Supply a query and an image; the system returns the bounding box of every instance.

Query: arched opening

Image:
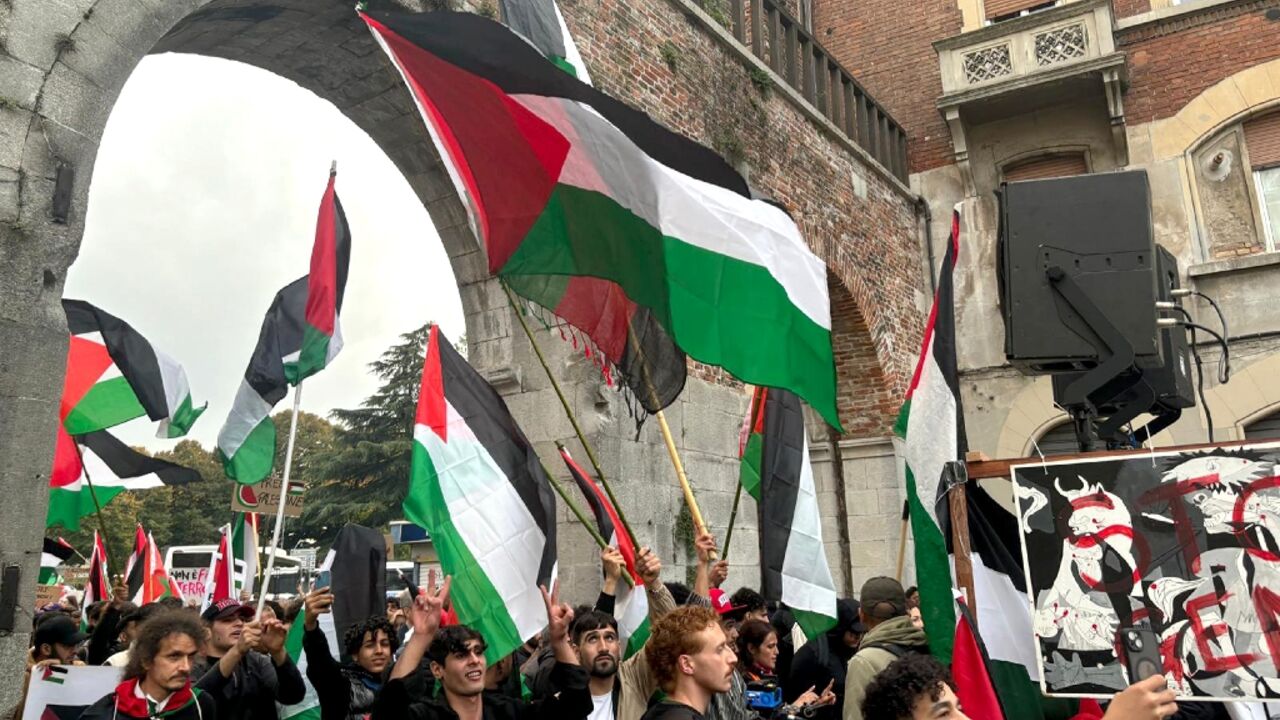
[827,269,897,438]
[1244,408,1280,443]
[1029,419,1081,457]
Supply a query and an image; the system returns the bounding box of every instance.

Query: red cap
[709,588,745,616]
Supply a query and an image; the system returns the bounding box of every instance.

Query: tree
[298,324,432,549]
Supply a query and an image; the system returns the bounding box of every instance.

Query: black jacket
[77,683,216,720]
[371,660,592,720]
[640,700,705,720]
[787,634,853,720]
[302,626,383,720]
[194,650,306,720]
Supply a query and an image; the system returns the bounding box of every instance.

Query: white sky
[65,53,465,452]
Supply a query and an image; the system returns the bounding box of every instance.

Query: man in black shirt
[641,606,738,720]
[193,598,306,720]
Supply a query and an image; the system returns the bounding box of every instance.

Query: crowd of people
[14,533,1185,720]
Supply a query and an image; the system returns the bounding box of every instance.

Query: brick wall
[810,0,963,174]
[1119,2,1280,124]
[829,272,898,437]
[1112,0,1151,19]
[559,0,925,403]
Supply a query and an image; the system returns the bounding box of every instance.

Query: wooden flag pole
[69,439,116,581]
[946,461,976,615]
[502,282,642,550]
[722,483,744,561]
[257,381,303,616]
[536,458,634,589]
[895,500,910,582]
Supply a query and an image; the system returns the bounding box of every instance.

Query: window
[986,0,1056,22]
[1031,420,1083,457]
[1244,410,1280,443]
[1246,112,1280,251]
[1002,152,1088,182]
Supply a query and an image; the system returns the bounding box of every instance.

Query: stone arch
[1150,58,1280,162]
[1200,352,1280,442]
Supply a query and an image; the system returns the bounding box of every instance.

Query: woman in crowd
[734,619,836,717]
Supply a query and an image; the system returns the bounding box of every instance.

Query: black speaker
[998,171,1162,373]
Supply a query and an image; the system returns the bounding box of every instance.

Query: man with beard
[571,611,622,719]
[194,598,305,720]
[300,586,398,720]
[372,576,592,720]
[79,611,217,720]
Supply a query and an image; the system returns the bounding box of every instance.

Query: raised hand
[694,532,718,564]
[259,618,288,660]
[710,559,729,588]
[636,546,662,589]
[410,572,452,638]
[541,581,574,644]
[237,621,264,655]
[1103,675,1178,720]
[601,546,625,582]
[302,587,334,630]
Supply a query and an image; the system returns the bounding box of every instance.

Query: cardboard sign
[22,665,121,720]
[231,477,304,517]
[170,567,209,601]
[1012,441,1280,700]
[34,585,62,608]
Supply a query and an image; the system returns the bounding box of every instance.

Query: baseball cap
[709,588,747,617]
[34,614,89,648]
[860,577,907,620]
[201,598,256,623]
[836,598,868,634]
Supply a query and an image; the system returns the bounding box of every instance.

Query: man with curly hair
[641,605,738,720]
[79,610,217,720]
[299,586,398,720]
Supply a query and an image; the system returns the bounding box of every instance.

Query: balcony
[933,0,1128,192]
[719,0,910,182]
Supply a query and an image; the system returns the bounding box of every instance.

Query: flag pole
[257,381,303,616]
[536,457,634,589]
[722,483,744,561]
[895,500,910,581]
[722,386,761,562]
[501,281,641,548]
[69,439,115,579]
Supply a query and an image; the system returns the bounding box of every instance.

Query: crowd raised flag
[232,512,260,596]
[39,538,75,585]
[361,10,839,428]
[217,168,351,484]
[405,324,557,662]
[81,532,110,631]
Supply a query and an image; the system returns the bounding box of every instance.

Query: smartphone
[315,570,332,590]
[1120,627,1163,683]
[398,569,420,599]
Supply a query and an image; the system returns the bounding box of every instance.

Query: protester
[734,618,834,717]
[260,600,286,625]
[87,600,137,665]
[843,578,927,720]
[641,605,737,720]
[193,598,305,720]
[105,603,170,667]
[789,599,865,720]
[689,533,750,720]
[904,587,920,611]
[728,589,768,624]
[372,574,591,720]
[14,614,88,720]
[78,610,217,720]
[299,585,397,720]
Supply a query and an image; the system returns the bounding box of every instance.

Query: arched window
[1031,420,1082,457]
[1244,409,1280,443]
[1245,111,1280,251]
[1002,152,1088,183]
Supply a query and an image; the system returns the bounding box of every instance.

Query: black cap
[34,614,89,648]
[835,598,868,634]
[201,598,255,623]
[860,576,908,620]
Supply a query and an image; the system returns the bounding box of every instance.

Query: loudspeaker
[998,171,1162,373]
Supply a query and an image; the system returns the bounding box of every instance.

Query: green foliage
[749,67,773,93]
[659,41,680,73]
[698,0,733,29]
[475,1,497,19]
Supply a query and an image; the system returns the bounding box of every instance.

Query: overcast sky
[65,53,465,452]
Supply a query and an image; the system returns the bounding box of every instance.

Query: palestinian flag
[132,532,182,604]
[40,537,76,585]
[500,0,590,81]
[124,524,148,599]
[284,168,351,385]
[895,207,965,662]
[202,524,235,610]
[406,324,557,662]
[951,592,1006,720]
[560,445,649,658]
[743,386,837,639]
[61,300,206,438]
[217,277,307,484]
[362,10,841,429]
[277,611,339,720]
[47,427,203,531]
[81,532,110,631]
[232,512,260,596]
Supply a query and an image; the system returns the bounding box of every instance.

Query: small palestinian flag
[284,168,351,385]
[40,537,76,585]
[81,532,110,631]
[406,324,557,663]
[741,386,837,639]
[232,512,260,596]
[362,11,840,428]
[500,0,590,81]
[560,446,649,658]
[203,525,235,610]
[217,278,307,484]
[47,427,203,531]
[133,532,182,604]
[61,300,206,438]
[124,524,148,599]
[896,207,965,662]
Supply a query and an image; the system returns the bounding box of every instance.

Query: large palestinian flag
[895,207,965,663]
[217,278,307,484]
[47,426,202,531]
[40,538,76,585]
[406,324,557,662]
[284,169,351,385]
[61,300,206,438]
[362,10,840,429]
[560,445,649,658]
[740,386,837,639]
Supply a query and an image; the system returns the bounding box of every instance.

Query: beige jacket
[615,582,677,720]
[841,616,928,720]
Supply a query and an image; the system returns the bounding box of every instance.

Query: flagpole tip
[330,160,337,175]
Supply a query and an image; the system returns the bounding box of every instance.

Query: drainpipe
[916,195,936,295]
